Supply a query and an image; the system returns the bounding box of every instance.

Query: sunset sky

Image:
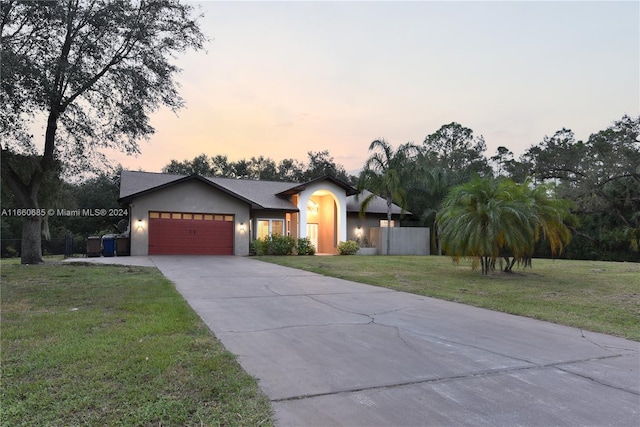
[111,0,639,174]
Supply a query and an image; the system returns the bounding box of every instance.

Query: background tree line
[162,150,356,185]
[404,116,639,263]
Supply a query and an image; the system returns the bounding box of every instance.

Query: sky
[111,0,639,175]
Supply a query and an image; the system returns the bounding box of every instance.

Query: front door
[307,223,318,252]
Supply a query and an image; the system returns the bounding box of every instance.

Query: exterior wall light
[356,226,362,238]
[136,218,144,232]
[239,222,245,233]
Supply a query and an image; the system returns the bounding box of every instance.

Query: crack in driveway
[216,291,639,401]
[271,353,637,403]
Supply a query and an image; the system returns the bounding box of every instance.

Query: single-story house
[118,170,408,256]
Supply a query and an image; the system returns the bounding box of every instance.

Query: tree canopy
[515,115,640,259]
[421,122,493,182]
[162,150,356,184]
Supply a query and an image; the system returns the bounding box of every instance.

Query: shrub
[249,239,258,256]
[255,234,296,255]
[296,237,316,255]
[356,235,373,248]
[338,240,360,255]
[5,245,19,258]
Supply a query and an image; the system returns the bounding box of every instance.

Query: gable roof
[118,170,407,215]
[118,171,298,210]
[276,174,358,197]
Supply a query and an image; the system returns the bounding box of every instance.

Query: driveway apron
[151,255,640,426]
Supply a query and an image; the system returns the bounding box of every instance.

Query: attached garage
[148,211,234,255]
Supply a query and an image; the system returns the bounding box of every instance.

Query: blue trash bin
[102,234,116,257]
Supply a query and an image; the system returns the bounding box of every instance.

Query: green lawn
[1,262,273,427]
[258,255,640,341]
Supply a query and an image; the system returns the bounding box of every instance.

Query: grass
[1,262,273,427]
[257,255,640,341]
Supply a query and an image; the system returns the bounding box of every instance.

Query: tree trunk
[1,154,45,265]
[433,220,442,256]
[503,256,516,273]
[19,179,44,264]
[21,216,44,264]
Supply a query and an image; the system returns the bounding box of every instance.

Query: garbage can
[116,236,130,256]
[86,236,101,257]
[101,234,116,257]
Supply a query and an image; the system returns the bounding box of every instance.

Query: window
[257,220,269,239]
[307,199,319,214]
[257,219,285,239]
[380,220,395,227]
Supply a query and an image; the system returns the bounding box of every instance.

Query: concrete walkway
[73,255,640,425]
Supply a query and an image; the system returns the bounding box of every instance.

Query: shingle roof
[119,170,184,199]
[346,190,406,214]
[118,170,407,214]
[119,171,298,210]
[208,177,298,210]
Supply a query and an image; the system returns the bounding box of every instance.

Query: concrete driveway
[148,256,639,426]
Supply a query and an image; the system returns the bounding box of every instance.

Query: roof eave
[276,174,358,197]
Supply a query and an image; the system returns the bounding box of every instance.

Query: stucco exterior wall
[128,180,251,256]
[317,194,337,253]
[346,213,396,246]
[289,195,299,239]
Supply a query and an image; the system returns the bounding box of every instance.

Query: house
[118,170,408,256]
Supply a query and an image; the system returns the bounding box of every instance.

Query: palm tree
[357,139,419,255]
[409,166,452,255]
[437,177,572,274]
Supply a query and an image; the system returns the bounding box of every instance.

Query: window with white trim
[257,219,285,239]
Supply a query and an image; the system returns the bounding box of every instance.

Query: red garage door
[148,212,234,255]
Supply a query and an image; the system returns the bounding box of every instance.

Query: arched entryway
[305,191,339,254]
[297,181,348,255]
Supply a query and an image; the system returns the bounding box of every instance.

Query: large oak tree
[1,0,205,263]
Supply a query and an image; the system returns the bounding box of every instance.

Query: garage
[148,211,234,255]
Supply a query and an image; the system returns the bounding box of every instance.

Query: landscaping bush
[254,234,296,255]
[296,237,316,255]
[338,240,360,255]
[249,239,258,256]
[356,235,373,248]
